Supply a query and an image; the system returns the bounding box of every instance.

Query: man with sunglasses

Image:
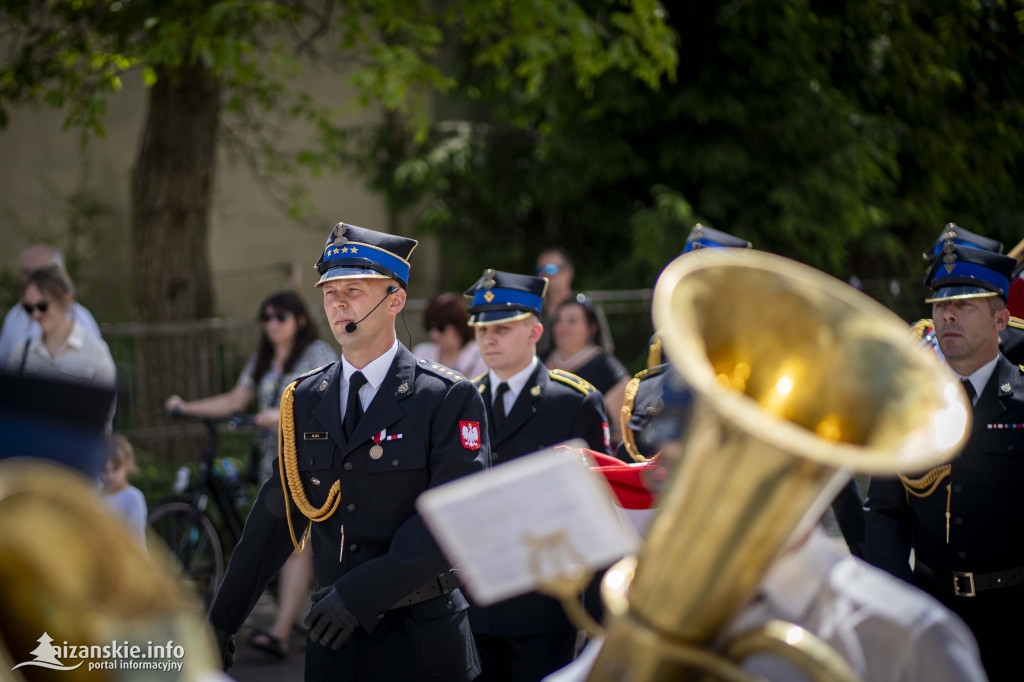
[0,243,102,367]
[535,247,613,358]
[208,222,490,681]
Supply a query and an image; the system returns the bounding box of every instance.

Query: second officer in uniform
[464,268,612,682]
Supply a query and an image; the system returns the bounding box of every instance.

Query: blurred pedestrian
[0,243,102,364]
[412,292,487,378]
[465,267,611,682]
[101,433,148,549]
[535,247,613,357]
[166,290,336,660]
[7,264,115,390]
[545,294,629,446]
[865,240,1023,681]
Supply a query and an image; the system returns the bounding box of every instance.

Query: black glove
[212,626,235,671]
[304,586,360,650]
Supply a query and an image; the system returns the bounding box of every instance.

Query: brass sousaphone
[588,249,971,681]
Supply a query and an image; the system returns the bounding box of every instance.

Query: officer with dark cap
[208,222,490,681]
[915,222,1024,365]
[865,241,1024,681]
[463,268,611,682]
[618,225,868,556]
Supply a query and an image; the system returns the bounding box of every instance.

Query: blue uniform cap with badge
[682,224,753,253]
[314,222,418,288]
[464,269,548,326]
[925,241,1016,303]
[923,222,1003,265]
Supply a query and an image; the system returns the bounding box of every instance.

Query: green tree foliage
[379,0,1024,304]
[0,0,678,318]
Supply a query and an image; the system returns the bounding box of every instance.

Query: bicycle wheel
[148,501,224,607]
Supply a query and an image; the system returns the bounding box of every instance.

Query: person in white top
[7,264,115,389]
[101,433,148,549]
[0,244,102,364]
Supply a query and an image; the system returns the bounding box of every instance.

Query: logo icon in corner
[11,633,83,671]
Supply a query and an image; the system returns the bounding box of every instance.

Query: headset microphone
[345,285,399,333]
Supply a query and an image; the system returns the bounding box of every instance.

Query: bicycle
[147,411,258,607]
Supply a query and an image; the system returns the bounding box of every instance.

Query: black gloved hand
[304,586,360,650]
[212,626,235,671]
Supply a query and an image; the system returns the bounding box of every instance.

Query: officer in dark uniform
[463,268,611,682]
[865,242,1024,681]
[208,222,490,682]
[616,225,868,556]
[917,222,1024,365]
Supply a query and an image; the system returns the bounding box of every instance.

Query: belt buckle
[953,571,976,597]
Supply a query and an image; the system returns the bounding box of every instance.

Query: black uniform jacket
[468,362,611,637]
[209,344,490,680]
[865,354,1024,592]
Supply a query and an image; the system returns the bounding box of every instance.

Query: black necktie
[493,382,510,431]
[961,378,977,405]
[344,372,368,438]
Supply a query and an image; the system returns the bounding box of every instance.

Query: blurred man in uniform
[464,268,611,682]
[865,240,1023,681]
[208,222,490,681]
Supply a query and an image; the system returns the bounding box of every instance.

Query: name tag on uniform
[304,432,329,440]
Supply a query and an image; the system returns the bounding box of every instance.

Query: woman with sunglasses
[7,264,116,388]
[545,294,630,445]
[165,290,335,660]
[412,292,487,378]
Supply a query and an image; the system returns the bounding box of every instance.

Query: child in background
[101,434,148,548]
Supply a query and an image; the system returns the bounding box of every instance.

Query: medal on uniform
[370,428,386,459]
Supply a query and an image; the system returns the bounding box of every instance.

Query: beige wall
[0,68,439,321]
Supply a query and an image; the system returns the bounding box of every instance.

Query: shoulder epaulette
[549,368,596,395]
[1018,364,1024,375]
[647,333,663,369]
[417,359,465,382]
[1008,316,1024,331]
[296,362,333,382]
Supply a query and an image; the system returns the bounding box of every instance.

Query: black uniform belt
[389,571,460,610]
[917,560,1024,597]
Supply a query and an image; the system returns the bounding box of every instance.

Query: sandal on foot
[247,628,288,659]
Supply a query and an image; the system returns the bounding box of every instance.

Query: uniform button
[343,461,354,471]
[347,503,357,513]
[349,543,360,552]
[953,517,963,526]
[376,613,385,620]
[309,459,315,465]
[953,484,963,493]
[446,600,454,610]
[392,459,399,467]
[957,551,967,560]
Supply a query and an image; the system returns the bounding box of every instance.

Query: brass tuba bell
[588,249,970,681]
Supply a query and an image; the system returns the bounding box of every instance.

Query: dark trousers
[473,631,577,682]
[937,591,1024,682]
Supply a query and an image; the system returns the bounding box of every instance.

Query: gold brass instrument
[0,460,218,681]
[588,249,971,681]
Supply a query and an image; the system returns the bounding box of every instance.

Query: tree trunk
[130,64,220,429]
[132,63,219,322]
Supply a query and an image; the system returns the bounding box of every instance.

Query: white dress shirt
[545,530,987,682]
[340,339,400,420]
[488,356,538,417]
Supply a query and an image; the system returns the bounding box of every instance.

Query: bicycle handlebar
[164,409,257,430]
